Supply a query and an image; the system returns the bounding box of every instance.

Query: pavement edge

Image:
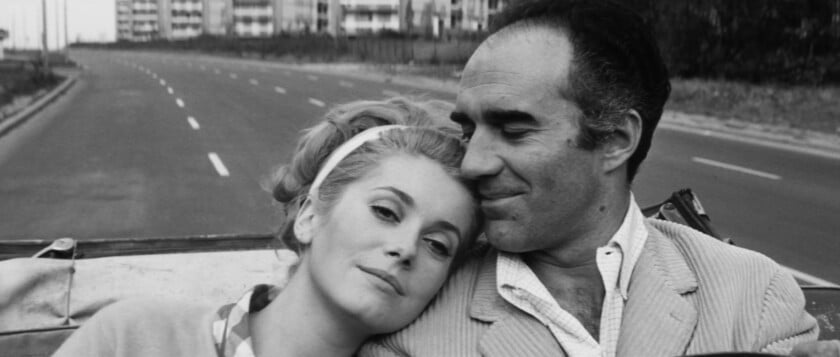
[0,71,79,138]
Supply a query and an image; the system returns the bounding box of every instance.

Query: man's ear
[601,109,642,174]
[293,197,317,245]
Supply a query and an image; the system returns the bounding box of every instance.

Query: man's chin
[484,221,531,253]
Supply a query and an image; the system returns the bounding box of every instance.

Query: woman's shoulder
[54,297,218,357]
[92,297,215,327]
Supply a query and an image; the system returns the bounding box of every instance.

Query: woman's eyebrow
[374,186,415,207]
[432,221,463,242]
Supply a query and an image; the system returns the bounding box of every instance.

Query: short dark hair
[491,0,670,181]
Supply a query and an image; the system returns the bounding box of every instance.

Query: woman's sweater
[52,298,219,357]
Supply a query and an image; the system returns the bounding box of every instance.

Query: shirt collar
[211,284,276,357]
[495,194,648,301]
[608,194,648,300]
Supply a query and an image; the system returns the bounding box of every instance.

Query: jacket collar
[469,249,566,356]
[616,220,699,356]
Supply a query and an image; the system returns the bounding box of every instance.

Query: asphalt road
[1,50,837,285]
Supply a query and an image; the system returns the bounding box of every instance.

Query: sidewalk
[0,67,80,138]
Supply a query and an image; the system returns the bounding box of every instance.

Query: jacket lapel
[617,222,699,357]
[469,250,567,357]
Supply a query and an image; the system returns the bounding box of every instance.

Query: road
[0,50,837,285]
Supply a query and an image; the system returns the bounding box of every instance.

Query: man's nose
[461,130,503,179]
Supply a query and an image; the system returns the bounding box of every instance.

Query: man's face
[452,27,607,253]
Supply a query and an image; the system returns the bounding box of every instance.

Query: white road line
[339,80,354,88]
[784,266,839,287]
[382,90,400,97]
[230,73,238,79]
[176,98,184,108]
[308,98,325,107]
[152,73,158,79]
[249,79,259,85]
[307,75,319,81]
[208,152,230,177]
[274,86,287,94]
[167,87,174,94]
[187,116,200,130]
[159,79,166,86]
[692,157,781,180]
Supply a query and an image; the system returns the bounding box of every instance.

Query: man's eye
[500,127,532,140]
[371,205,400,223]
[424,238,451,257]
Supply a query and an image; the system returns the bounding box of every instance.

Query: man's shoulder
[646,218,784,282]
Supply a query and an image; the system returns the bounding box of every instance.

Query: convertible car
[0,190,837,357]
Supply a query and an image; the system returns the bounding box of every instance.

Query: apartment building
[450,0,503,32]
[116,0,134,41]
[115,0,499,41]
[232,0,275,37]
[169,0,205,38]
[340,0,398,35]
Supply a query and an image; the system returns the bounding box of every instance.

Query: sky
[0,0,115,50]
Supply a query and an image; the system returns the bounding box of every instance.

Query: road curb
[0,72,78,138]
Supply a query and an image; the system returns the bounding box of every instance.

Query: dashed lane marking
[274,86,286,94]
[692,157,781,180]
[339,81,354,88]
[208,152,230,177]
[187,116,200,130]
[167,87,174,94]
[176,98,185,108]
[249,79,259,85]
[382,90,400,97]
[308,98,325,107]
[159,79,166,86]
[307,75,319,81]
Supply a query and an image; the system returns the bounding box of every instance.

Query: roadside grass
[667,79,840,135]
[0,56,67,120]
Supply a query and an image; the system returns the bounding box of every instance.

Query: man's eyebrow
[374,187,415,207]
[483,109,538,125]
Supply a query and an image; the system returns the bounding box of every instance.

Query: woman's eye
[371,205,400,223]
[425,239,451,257]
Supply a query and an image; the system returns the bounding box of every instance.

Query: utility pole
[64,0,69,53]
[42,0,50,72]
[55,0,61,53]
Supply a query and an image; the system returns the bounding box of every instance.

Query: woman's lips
[358,265,405,296]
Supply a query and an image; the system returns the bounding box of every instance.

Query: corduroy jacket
[360,219,818,357]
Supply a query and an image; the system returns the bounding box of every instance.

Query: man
[360,0,819,356]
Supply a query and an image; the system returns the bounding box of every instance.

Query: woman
[52,97,481,357]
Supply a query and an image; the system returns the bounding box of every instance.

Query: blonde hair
[268,97,480,258]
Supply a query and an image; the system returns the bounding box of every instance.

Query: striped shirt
[211,284,277,357]
[497,197,648,357]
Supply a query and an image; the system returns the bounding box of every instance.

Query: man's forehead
[461,27,573,89]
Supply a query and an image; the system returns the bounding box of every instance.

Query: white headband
[308,125,408,199]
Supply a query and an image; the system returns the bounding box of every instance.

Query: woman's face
[297,154,476,334]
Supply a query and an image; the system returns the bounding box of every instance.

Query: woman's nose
[383,231,418,268]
